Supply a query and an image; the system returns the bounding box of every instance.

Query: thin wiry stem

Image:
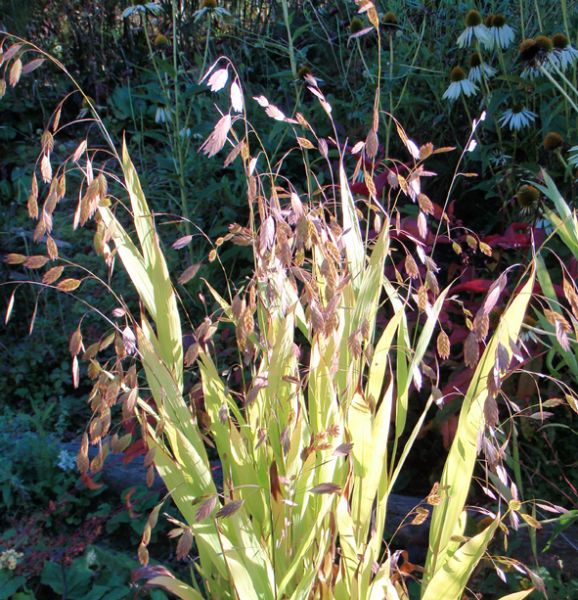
[539,64,578,113]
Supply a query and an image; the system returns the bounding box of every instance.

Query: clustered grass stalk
[202,14,213,77]
[139,4,193,239]
[280,0,300,108]
[5,2,577,597]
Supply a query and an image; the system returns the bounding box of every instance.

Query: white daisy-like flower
[552,32,578,71]
[469,63,497,82]
[485,14,515,50]
[457,10,490,48]
[443,66,478,101]
[57,449,77,471]
[519,36,556,79]
[154,106,171,124]
[468,52,497,82]
[193,1,231,22]
[520,65,542,80]
[498,105,537,130]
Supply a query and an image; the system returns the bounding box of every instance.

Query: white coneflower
[154,106,171,124]
[457,10,490,48]
[552,33,578,71]
[468,52,497,82]
[193,0,231,21]
[519,36,556,79]
[485,14,515,50]
[498,104,537,130]
[443,66,478,101]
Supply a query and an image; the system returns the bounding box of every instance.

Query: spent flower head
[350,17,365,34]
[457,10,490,48]
[498,104,537,131]
[381,11,400,33]
[543,131,563,151]
[442,66,478,101]
[516,184,540,210]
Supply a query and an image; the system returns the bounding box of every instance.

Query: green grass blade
[339,161,364,289]
[422,520,499,600]
[536,255,578,378]
[535,171,578,258]
[424,270,535,591]
[497,590,535,600]
[395,288,449,441]
[148,576,207,600]
[121,140,183,385]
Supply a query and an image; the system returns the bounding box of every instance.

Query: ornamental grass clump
[1,6,550,597]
